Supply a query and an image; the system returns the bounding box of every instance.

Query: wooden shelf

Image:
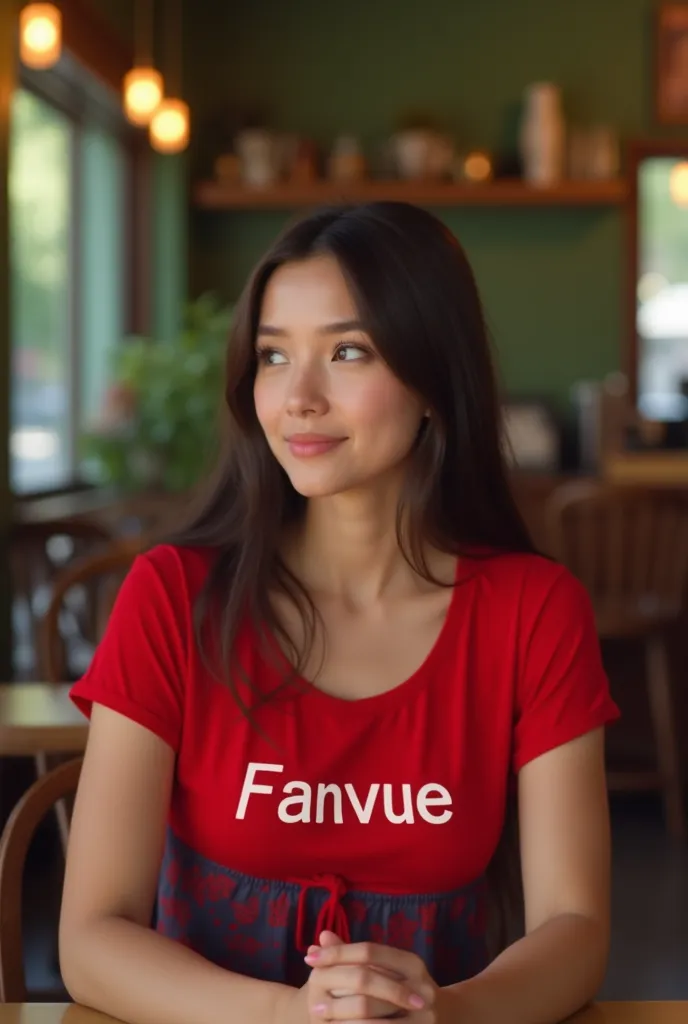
[604,451,688,487]
[192,178,629,210]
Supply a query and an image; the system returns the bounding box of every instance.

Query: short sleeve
[512,566,620,773]
[70,550,188,752]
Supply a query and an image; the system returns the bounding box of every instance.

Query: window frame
[11,16,151,499]
[626,138,688,407]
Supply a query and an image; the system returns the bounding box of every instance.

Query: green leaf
[81,292,233,492]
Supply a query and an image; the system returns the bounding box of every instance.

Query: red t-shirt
[70,544,619,985]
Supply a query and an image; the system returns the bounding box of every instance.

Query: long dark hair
[172,201,534,694]
[170,201,531,952]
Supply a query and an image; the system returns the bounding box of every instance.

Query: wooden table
[569,1005,688,1022]
[0,684,88,756]
[0,1004,686,1024]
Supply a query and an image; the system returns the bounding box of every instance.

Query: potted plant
[83,293,233,493]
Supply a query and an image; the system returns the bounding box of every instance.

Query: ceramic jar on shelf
[519,82,565,186]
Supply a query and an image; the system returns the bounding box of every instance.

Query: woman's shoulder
[464,548,582,607]
[141,542,219,575]
[128,543,220,606]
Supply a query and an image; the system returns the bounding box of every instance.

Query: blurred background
[0,0,687,1006]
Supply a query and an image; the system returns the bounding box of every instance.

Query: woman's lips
[286,435,346,458]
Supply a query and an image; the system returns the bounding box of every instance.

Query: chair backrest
[10,520,114,680]
[545,481,688,617]
[0,757,83,1002]
[40,538,142,684]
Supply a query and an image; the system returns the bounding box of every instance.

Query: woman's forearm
[441,912,609,1024]
[60,916,293,1024]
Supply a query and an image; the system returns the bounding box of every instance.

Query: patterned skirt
[156,827,490,988]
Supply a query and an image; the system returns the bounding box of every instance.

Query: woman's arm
[59,704,292,1024]
[444,727,611,1024]
[309,728,612,1024]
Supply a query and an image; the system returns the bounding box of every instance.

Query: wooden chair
[40,537,142,686]
[7,523,112,853]
[10,520,114,682]
[546,481,688,840]
[0,757,82,1002]
[35,538,140,852]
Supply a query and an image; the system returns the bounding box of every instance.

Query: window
[80,126,127,428]
[9,90,72,493]
[9,84,130,494]
[636,155,688,420]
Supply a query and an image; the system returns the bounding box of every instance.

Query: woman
[60,202,619,1024]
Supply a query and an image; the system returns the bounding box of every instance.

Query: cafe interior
[0,0,687,1018]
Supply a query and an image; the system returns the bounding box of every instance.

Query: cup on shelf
[235,128,281,188]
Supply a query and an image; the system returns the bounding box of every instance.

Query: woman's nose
[285,365,329,417]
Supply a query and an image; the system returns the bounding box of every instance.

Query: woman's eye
[257,348,288,366]
[333,343,368,362]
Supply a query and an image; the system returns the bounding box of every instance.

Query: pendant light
[123,0,163,126]
[149,98,190,153]
[669,162,688,209]
[19,3,62,69]
[149,0,189,154]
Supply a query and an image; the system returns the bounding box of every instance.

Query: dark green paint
[184,0,687,412]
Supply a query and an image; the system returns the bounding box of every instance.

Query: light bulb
[123,66,164,126]
[669,162,688,208]
[149,98,190,154]
[463,151,493,183]
[20,3,62,69]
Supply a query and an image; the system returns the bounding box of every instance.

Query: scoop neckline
[257,554,479,719]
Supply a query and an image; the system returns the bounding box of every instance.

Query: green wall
[152,152,188,341]
[184,0,687,414]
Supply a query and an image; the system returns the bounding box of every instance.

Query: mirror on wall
[629,142,688,421]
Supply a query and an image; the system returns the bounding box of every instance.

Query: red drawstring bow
[292,872,351,952]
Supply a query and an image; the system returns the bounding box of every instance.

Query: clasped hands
[287,929,442,1023]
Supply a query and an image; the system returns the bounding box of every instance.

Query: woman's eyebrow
[256,324,286,338]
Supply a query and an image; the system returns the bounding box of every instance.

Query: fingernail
[304,951,321,964]
[312,1004,327,1016]
[409,995,425,1009]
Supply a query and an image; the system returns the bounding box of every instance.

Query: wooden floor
[23,795,688,1000]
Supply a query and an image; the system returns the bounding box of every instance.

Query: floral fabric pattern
[156,828,489,988]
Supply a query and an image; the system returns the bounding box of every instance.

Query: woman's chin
[285,468,359,500]
[285,463,406,501]
[288,479,347,499]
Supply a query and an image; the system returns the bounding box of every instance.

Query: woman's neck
[282,486,453,608]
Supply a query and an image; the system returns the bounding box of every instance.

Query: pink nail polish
[312,1004,327,1016]
[409,995,425,1009]
[304,951,321,964]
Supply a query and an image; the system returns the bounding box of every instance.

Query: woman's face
[253,255,426,499]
